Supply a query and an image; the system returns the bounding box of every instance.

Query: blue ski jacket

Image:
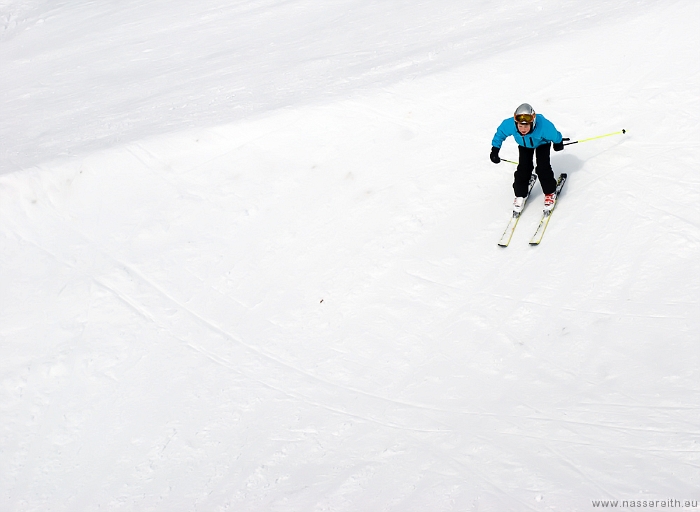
[491,114,563,149]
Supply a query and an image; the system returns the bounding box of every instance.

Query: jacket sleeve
[491,119,511,148]
[542,117,563,144]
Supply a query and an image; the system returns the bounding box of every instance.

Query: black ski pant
[513,143,557,198]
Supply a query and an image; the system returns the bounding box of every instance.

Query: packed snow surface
[1,0,699,510]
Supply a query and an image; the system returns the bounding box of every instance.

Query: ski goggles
[515,113,535,124]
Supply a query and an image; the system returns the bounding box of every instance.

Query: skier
[490,103,565,212]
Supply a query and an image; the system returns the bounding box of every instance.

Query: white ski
[498,173,536,247]
[529,173,567,245]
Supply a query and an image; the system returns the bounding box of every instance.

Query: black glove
[553,138,569,152]
[490,146,501,164]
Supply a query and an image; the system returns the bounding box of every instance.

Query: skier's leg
[514,146,535,197]
[535,143,557,194]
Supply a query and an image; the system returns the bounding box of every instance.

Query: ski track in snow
[8,210,459,432]
[1,0,700,510]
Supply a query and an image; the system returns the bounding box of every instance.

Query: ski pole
[563,129,626,146]
[499,129,626,164]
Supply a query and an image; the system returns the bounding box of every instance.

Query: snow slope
[1,0,699,510]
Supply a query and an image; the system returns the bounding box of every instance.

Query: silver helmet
[514,103,536,127]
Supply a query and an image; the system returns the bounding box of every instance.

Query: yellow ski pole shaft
[499,129,626,164]
[563,129,626,146]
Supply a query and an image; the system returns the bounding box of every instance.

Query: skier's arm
[542,117,563,145]
[491,119,511,148]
